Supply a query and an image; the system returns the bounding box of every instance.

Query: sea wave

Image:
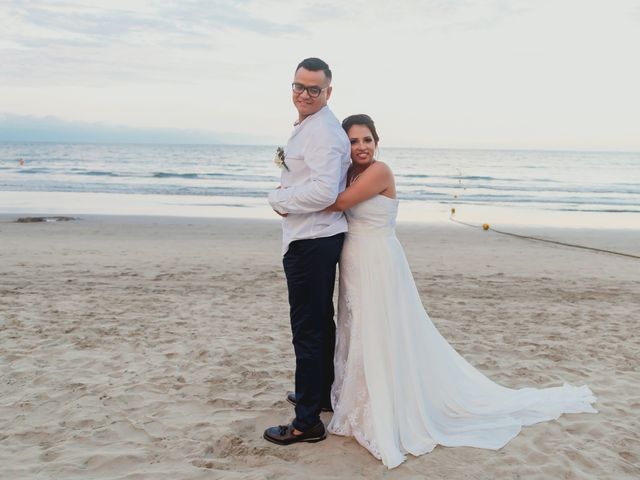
[2,143,639,215]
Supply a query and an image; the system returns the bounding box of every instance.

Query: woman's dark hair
[342,114,380,144]
[296,57,332,82]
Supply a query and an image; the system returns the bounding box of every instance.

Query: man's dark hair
[296,57,332,83]
[342,114,380,144]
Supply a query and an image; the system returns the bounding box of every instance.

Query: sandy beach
[1,214,639,479]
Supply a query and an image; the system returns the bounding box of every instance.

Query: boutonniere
[274,147,289,171]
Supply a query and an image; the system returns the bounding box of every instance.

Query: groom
[264,58,350,445]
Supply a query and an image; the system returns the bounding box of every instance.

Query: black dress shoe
[286,391,333,413]
[263,422,326,445]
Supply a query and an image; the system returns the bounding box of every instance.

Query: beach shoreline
[1,215,639,479]
[2,190,640,230]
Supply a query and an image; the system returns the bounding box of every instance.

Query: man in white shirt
[264,58,350,445]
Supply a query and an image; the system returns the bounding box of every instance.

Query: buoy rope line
[448,216,640,260]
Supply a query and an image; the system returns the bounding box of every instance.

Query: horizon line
[1,140,639,155]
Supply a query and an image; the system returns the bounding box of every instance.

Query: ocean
[1,143,639,226]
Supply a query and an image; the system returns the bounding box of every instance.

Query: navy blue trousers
[283,233,344,432]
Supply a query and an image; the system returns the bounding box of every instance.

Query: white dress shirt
[268,105,351,255]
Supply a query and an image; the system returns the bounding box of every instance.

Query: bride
[323,114,597,469]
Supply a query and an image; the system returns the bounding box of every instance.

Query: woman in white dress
[324,114,597,469]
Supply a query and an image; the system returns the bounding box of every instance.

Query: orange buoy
[482,223,490,230]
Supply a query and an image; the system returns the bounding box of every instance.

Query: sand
[1,214,639,479]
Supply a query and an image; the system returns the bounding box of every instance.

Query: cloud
[0,0,308,85]
[9,4,161,42]
[2,1,638,150]
[286,0,529,31]
[161,0,305,36]
[0,0,525,87]
[3,0,524,53]
[2,0,302,50]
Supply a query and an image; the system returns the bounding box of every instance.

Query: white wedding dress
[326,195,597,469]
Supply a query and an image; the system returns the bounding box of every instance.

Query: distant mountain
[0,113,274,145]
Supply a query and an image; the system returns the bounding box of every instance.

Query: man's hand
[272,185,288,216]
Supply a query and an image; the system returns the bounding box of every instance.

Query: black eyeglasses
[292,83,327,98]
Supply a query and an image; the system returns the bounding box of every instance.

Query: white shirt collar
[293,105,328,127]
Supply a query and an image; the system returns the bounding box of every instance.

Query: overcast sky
[1,0,639,149]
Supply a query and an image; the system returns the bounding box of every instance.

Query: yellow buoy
[482,223,490,230]
[451,207,456,215]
